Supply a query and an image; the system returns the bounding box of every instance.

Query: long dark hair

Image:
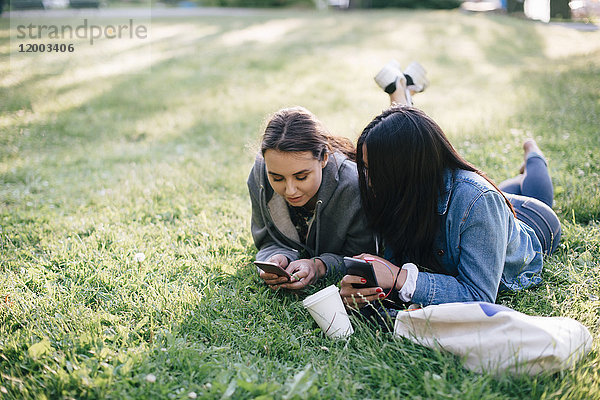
[356,105,514,271]
[261,106,355,161]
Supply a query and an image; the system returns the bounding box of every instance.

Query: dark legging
[499,153,561,255]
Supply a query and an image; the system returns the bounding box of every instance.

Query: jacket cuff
[315,253,346,279]
[411,271,435,306]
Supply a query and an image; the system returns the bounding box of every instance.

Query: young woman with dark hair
[340,73,561,308]
[248,106,376,290]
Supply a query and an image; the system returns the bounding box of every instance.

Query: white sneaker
[374,60,403,94]
[374,60,428,94]
[404,61,429,93]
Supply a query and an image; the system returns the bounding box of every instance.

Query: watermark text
[15,19,148,46]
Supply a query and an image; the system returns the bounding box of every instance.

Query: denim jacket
[404,169,543,306]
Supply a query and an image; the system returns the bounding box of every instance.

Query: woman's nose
[285,180,297,195]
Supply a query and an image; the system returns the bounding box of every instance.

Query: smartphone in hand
[254,260,291,281]
[344,257,379,288]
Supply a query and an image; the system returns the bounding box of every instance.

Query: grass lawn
[1,7,600,399]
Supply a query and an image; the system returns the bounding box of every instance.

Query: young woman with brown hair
[248,106,376,290]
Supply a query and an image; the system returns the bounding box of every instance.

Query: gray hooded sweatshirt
[247,152,376,278]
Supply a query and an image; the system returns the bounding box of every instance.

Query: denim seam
[418,273,435,306]
[454,175,492,191]
[519,200,554,252]
[515,210,547,251]
[460,190,487,225]
[429,273,436,305]
[523,202,557,252]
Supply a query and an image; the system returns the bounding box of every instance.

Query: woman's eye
[296,175,307,181]
[272,177,284,182]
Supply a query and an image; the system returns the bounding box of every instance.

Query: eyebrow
[268,169,311,177]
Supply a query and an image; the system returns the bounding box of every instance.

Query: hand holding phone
[344,257,379,288]
[254,260,291,281]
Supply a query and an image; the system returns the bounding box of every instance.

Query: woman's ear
[321,152,329,168]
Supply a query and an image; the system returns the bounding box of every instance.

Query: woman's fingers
[341,274,365,285]
[340,275,384,308]
[279,267,312,289]
[259,271,277,281]
[268,254,289,269]
[260,271,290,288]
[276,259,320,290]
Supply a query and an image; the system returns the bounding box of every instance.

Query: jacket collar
[315,152,345,209]
[437,168,454,215]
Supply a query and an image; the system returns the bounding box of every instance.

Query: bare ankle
[523,139,543,159]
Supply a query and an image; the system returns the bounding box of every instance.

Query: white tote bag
[394,302,592,375]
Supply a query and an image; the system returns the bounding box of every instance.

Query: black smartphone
[344,257,378,288]
[254,260,291,281]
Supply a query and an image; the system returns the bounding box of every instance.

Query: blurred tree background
[159,0,462,10]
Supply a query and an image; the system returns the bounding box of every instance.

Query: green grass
[1,8,600,399]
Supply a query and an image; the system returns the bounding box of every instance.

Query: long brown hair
[357,105,514,271]
[261,106,355,161]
